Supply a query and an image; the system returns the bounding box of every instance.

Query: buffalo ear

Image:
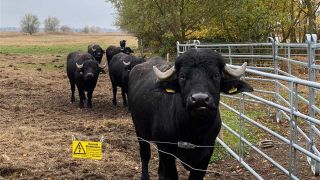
[220,79,253,94]
[154,80,180,94]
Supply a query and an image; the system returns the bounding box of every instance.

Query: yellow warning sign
[72,141,102,160]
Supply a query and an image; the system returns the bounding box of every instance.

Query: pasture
[0,33,317,179]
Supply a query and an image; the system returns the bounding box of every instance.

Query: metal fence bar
[220,101,320,163]
[277,69,297,78]
[216,138,264,180]
[221,54,273,58]
[243,92,320,125]
[245,66,274,71]
[277,82,309,105]
[306,34,319,176]
[196,43,272,47]
[276,93,291,106]
[270,37,282,122]
[228,46,232,64]
[288,46,292,75]
[311,64,320,70]
[254,89,277,94]
[289,82,298,176]
[278,106,315,146]
[238,67,320,89]
[277,43,308,48]
[221,122,299,180]
[244,77,276,82]
[277,56,308,66]
[221,94,265,105]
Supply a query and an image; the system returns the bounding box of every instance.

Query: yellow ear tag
[228,87,238,93]
[165,88,175,93]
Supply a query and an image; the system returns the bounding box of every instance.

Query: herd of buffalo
[66,40,254,179]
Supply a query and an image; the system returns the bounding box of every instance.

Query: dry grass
[0,32,138,47]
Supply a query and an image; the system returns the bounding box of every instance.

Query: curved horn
[224,62,247,78]
[153,65,176,81]
[98,62,107,69]
[76,62,83,69]
[123,61,131,66]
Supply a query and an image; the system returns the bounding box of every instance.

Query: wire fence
[177,34,320,179]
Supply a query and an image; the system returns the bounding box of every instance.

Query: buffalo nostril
[191,96,196,103]
[191,93,209,104]
[86,73,94,79]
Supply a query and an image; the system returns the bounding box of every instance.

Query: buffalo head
[88,44,105,61]
[76,60,106,80]
[153,49,253,114]
[120,40,126,50]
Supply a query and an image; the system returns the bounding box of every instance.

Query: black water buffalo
[108,52,145,106]
[67,52,106,108]
[128,49,253,179]
[88,44,105,63]
[120,40,126,49]
[105,45,134,64]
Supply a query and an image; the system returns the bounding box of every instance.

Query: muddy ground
[0,53,318,179]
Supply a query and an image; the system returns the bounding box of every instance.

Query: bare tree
[60,25,73,32]
[44,16,60,32]
[82,26,90,33]
[89,26,101,33]
[20,14,40,35]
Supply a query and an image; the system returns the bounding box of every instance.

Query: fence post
[250,45,254,65]
[177,41,180,57]
[306,34,320,176]
[239,78,245,161]
[287,46,291,75]
[269,37,281,122]
[289,82,298,178]
[228,46,232,64]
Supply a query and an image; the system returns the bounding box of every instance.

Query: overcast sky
[0,0,117,29]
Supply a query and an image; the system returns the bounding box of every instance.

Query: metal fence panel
[176,34,320,179]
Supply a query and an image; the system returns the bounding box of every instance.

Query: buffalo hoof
[112,99,117,106]
[140,175,150,180]
[79,103,84,109]
[87,103,92,109]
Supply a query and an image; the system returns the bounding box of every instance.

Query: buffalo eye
[212,73,220,79]
[179,73,186,81]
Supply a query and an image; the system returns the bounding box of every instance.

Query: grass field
[0,32,138,55]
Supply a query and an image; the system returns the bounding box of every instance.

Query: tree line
[108,0,320,55]
[20,14,102,35]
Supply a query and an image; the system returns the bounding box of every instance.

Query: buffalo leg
[111,80,117,106]
[87,91,93,108]
[158,152,178,180]
[121,87,127,107]
[77,86,85,108]
[188,150,212,180]
[70,81,75,103]
[139,140,151,180]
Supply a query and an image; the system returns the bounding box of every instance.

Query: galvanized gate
[177,34,320,179]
